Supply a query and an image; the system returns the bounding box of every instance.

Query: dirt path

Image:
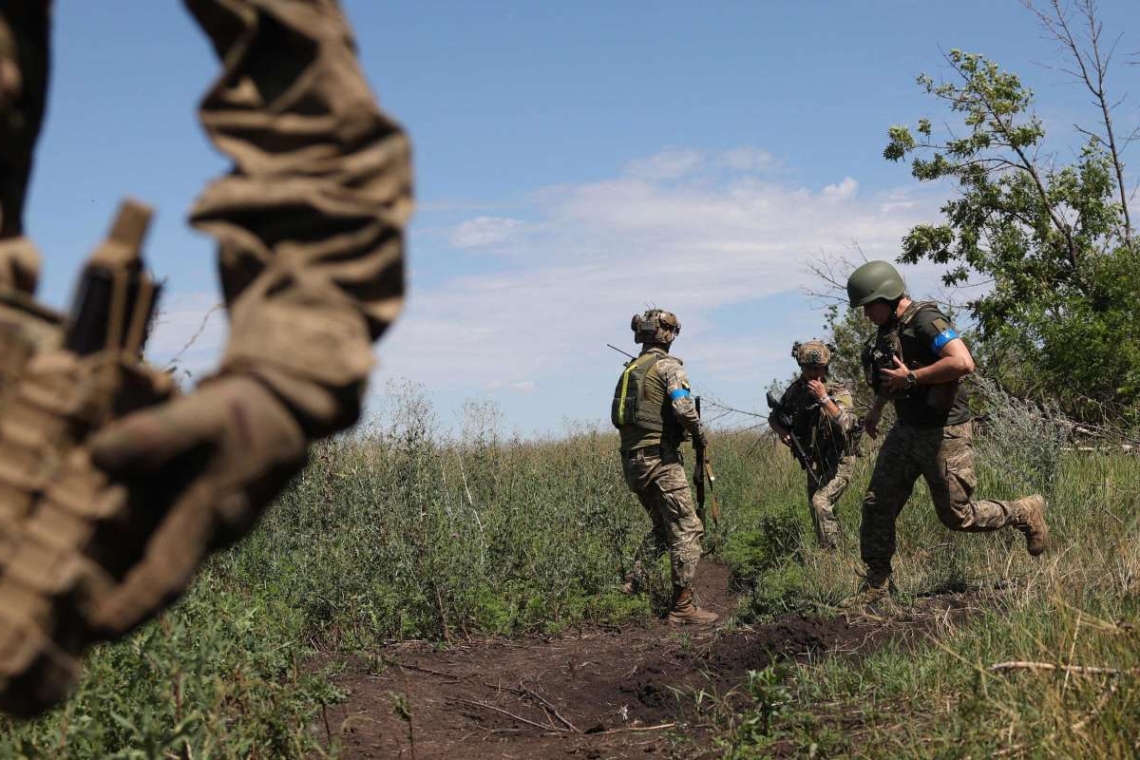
[321,563,983,759]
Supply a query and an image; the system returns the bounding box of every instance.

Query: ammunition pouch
[0,200,173,717]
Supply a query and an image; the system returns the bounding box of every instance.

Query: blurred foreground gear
[0,0,410,717]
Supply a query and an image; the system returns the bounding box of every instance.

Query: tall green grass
[1,380,1135,757]
[721,382,1140,758]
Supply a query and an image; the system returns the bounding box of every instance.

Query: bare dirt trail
[321,563,983,759]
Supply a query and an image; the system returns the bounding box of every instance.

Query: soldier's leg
[860,424,922,580]
[0,1,48,290]
[806,476,824,546]
[810,459,851,550]
[648,457,717,624]
[622,453,668,558]
[648,459,703,589]
[921,422,1014,532]
[921,421,1049,554]
[620,453,667,592]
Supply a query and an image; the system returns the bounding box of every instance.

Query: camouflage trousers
[861,420,1018,576]
[807,455,855,549]
[621,447,704,588]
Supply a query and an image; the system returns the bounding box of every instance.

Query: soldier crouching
[613,309,717,625]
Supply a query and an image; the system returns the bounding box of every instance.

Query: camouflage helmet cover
[792,339,833,367]
[847,260,906,307]
[631,309,681,344]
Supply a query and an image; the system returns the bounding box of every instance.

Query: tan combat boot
[667,585,719,626]
[1013,494,1048,556]
[840,570,894,609]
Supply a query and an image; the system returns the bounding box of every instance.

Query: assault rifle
[606,343,636,363]
[766,390,822,489]
[693,396,720,528]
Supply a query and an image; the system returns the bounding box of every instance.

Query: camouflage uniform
[0,0,409,715]
[772,377,858,549]
[862,420,1017,576]
[618,347,705,589]
[859,301,1045,582]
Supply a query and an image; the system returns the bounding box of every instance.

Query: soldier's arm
[185,0,411,436]
[822,383,857,433]
[888,311,974,387]
[659,357,706,445]
[0,4,48,289]
[918,337,975,383]
[87,0,411,634]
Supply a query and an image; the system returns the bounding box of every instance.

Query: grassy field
[2,381,1138,758]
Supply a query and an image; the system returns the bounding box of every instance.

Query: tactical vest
[611,348,681,451]
[863,301,938,394]
[863,300,968,426]
[784,380,856,464]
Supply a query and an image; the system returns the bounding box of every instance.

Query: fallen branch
[453,698,565,733]
[591,722,677,735]
[518,685,580,733]
[989,661,1138,676]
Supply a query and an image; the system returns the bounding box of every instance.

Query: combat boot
[667,585,718,626]
[840,570,894,609]
[1012,494,1048,556]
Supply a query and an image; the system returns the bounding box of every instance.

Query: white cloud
[449,216,526,248]
[145,147,948,433]
[822,177,858,201]
[719,147,776,173]
[383,148,943,406]
[623,148,704,180]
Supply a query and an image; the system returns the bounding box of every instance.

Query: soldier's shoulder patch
[931,317,952,333]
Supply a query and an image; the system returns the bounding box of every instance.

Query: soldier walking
[612,309,717,625]
[768,341,859,550]
[845,261,1048,603]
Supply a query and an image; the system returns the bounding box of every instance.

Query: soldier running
[845,261,1048,604]
[612,309,717,625]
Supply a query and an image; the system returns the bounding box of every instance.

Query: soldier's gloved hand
[86,374,307,637]
[694,430,710,452]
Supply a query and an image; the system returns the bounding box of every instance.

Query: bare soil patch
[320,563,984,759]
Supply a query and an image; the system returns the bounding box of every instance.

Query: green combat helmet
[632,309,681,345]
[847,260,906,307]
[793,339,832,367]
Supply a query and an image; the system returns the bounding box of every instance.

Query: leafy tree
[883,1,1140,423]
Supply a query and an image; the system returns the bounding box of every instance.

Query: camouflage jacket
[774,377,857,465]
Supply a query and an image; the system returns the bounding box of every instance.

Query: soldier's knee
[934,495,972,530]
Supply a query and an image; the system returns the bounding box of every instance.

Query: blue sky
[29,0,1140,436]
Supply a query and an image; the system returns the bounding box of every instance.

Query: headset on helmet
[631,309,681,345]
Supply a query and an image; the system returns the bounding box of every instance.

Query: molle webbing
[611,350,666,432]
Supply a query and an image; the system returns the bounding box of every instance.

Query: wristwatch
[905,370,918,390]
